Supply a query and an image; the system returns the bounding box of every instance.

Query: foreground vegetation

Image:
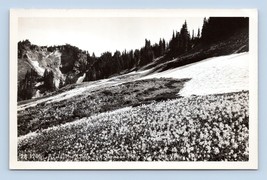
[18,91,249,161]
[17,78,189,136]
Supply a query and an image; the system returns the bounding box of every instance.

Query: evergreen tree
[139,39,154,66]
[197,28,201,39]
[192,30,195,40]
[134,49,141,67]
[159,38,165,56]
[162,39,166,54]
[43,69,55,91]
[201,17,209,43]
[113,50,122,73]
[179,21,190,53]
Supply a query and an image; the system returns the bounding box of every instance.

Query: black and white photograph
[9,9,258,169]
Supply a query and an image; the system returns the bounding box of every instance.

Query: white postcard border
[9,9,258,169]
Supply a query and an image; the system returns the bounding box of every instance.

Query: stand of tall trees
[168,21,198,58]
[84,37,167,82]
[18,69,39,101]
[43,69,56,91]
[201,17,249,44]
[18,69,57,101]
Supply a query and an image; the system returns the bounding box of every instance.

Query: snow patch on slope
[26,55,45,76]
[76,73,86,84]
[143,52,249,96]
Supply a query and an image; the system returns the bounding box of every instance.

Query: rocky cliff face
[18,41,92,101]
[17,41,84,100]
[24,48,65,88]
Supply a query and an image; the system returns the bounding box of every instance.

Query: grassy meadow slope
[18,91,249,161]
[18,78,189,136]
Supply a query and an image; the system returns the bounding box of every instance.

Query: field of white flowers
[18,91,249,162]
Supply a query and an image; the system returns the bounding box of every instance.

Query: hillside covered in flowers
[16,17,250,162]
[18,91,249,161]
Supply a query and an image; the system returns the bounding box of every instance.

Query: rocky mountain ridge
[17,17,249,101]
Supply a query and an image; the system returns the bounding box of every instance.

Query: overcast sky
[18,17,204,56]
